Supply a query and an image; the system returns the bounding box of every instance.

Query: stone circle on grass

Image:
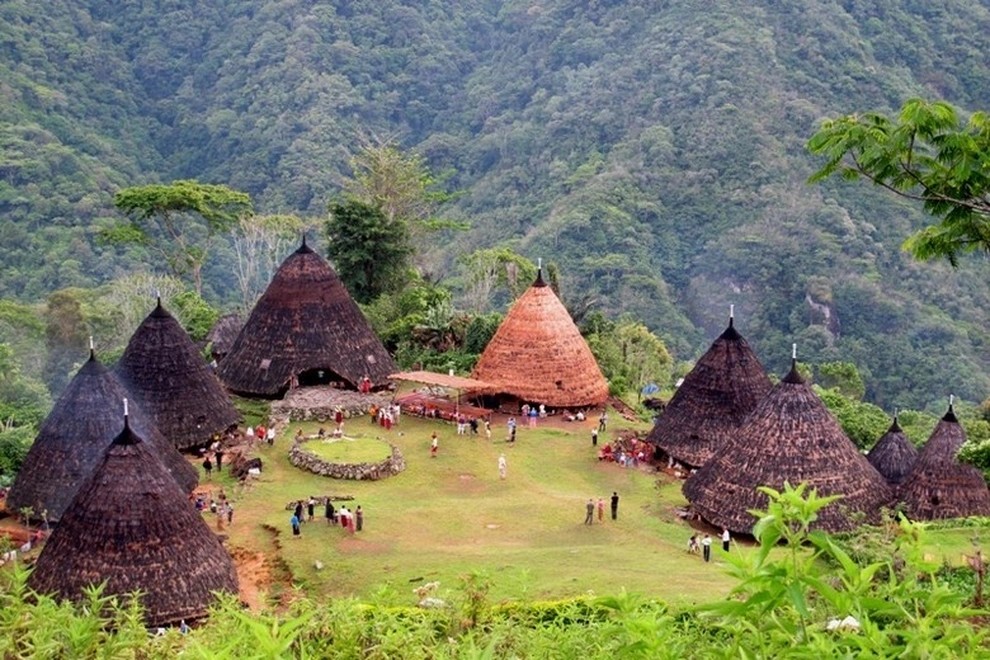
[289,436,405,481]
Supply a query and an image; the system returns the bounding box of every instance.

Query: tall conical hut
[115,300,241,450]
[645,310,771,468]
[866,416,918,486]
[898,402,990,520]
[217,238,396,397]
[6,349,197,523]
[683,351,893,534]
[471,266,608,409]
[28,405,238,627]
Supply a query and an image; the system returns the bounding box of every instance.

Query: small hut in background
[683,357,892,534]
[217,239,396,397]
[206,313,244,363]
[6,351,198,522]
[866,416,918,486]
[899,404,990,520]
[645,313,771,468]
[115,301,241,450]
[471,268,608,409]
[28,412,238,627]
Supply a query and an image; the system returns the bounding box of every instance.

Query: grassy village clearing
[217,413,737,608]
[211,412,990,610]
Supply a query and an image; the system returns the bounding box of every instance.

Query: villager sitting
[318,427,326,438]
[598,444,614,462]
[575,411,586,421]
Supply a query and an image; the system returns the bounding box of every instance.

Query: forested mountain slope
[1,0,988,408]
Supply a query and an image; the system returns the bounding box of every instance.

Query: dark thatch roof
[6,352,198,522]
[115,301,241,450]
[217,240,396,396]
[898,406,990,520]
[645,317,772,468]
[470,270,608,408]
[866,417,918,486]
[28,415,238,627]
[206,313,244,361]
[682,361,893,534]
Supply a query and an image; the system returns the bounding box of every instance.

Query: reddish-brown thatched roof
[115,301,241,450]
[646,317,771,468]
[217,240,396,396]
[682,361,893,534]
[866,417,918,486]
[206,313,244,361]
[470,270,608,408]
[899,406,990,520]
[28,415,238,627]
[6,352,198,522]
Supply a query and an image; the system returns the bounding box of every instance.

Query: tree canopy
[108,181,253,294]
[808,98,990,266]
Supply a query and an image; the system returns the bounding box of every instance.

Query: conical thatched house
[28,413,238,627]
[217,240,396,397]
[899,406,990,520]
[471,269,608,408]
[683,360,893,534]
[6,352,198,522]
[646,316,771,468]
[115,301,241,450]
[206,313,244,363]
[866,417,918,486]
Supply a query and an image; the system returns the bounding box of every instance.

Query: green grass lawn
[217,413,742,608]
[300,436,393,463]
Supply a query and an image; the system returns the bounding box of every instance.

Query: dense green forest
[1,0,989,412]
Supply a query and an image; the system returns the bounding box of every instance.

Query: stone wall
[272,387,393,423]
[288,439,405,481]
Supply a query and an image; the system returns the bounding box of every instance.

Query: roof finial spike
[89,335,95,359]
[123,397,129,424]
[792,343,797,360]
[155,288,161,307]
[729,304,734,327]
[949,393,954,410]
[301,232,307,248]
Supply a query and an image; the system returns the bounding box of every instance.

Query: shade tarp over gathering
[389,371,495,391]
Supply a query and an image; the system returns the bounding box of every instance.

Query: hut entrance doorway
[297,367,348,389]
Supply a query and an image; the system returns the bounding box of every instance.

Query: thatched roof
[470,270,608,408]
[6,352,198,522]
[645,317,771,468]
[115,301,241,450]
[866,417,918,486]
[899,406,990,520]
[682,361,893,534]
[28,415,238,627]
[217,240,396,396]
[206,313,244,361]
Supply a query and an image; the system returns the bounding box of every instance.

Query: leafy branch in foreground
[808,98,990,266]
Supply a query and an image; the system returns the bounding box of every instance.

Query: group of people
[290,497,365,537]
[687,528,731,562]
[193,491,234,528]
[369,403,401,431]
[583,492,620,524]
[201,439,226,479]
[245,423,276,445]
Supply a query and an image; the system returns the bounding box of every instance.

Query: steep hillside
[1,0,988,408]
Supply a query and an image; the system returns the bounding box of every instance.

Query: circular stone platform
[288,436,405,481]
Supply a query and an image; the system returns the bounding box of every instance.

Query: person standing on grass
[584,499,595,525]
[307,497,316,521]
[610,492,619,520]
[226,503,234,525]
[597,497,605,523]
[498,453,507,480]
[702,533,712,562]
[294,500,304,523]
[202,455,213,480]
[722,528,731,552]
[290,513,301,537]
[592,427,599,446]
[267,426,275,445]
[325,499,335,525]
[215,447,224,472]
[485,418,492,440]
[598,410,608,433]
[431,432,439,457]
[356,505,363,531]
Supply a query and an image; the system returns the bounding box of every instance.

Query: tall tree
[43,290,88,397]
[343,140,462,275]
[107,181,253,294]
[232,214,308,308]
[808,99,990,266]
[458,248,536,313]
[326,198,413,304]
